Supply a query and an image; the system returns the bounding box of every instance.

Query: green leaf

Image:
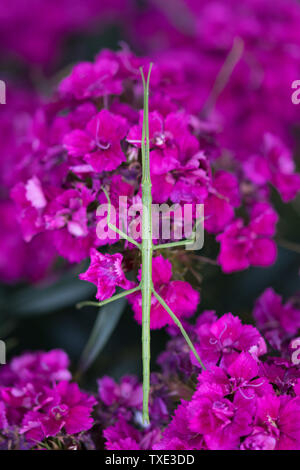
[77,297,126,375]
[9,276,96,316]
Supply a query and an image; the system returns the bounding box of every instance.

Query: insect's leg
[77,285,141,309]
[102,186,141,250]
[153,217,204,250]
[152,288,206,371]
[153,238,195,250]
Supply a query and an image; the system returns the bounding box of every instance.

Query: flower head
[79,248,132,301]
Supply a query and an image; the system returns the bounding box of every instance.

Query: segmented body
[78,63,205,425]
[140,66,153,424]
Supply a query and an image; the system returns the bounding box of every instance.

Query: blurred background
[1,0,300,390]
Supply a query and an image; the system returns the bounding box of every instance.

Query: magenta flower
[240,427,277,450]
[217,203,278,273]
[6,349,71,385]
[253,287,300,350]
[127,111,194,175]
[256,394,300,450]
[98,375,143,409]
[244,134,300,202]
[153,402,205,451]
[192,313,266,369]
[204,171,240,234]
[79,248,132,301]
[188,392,254,450]
[227,352,271,399]
[20,381,96,441]
[59,57,123,100]
[127,255,199,329]
[196,353,271,401]
[104,418,160,450]
[44,186,95,263]
[0,402,8,430]
[64,110,127,173]
[259,358,300,395]
[10,177,47,242]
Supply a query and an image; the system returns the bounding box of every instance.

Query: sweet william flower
[227,352,271,400]
[3,349,71,385]
[10,177,47,242]
[256,394,300,450]
[59,57,123,100]
[244,134,300,202]
[127,111,193,175]
[0,402,8,430]
[98,375,143,409]
[217,203,278,273]
[187,392,255,450]
[196,353,271,401]
[153,401,205,450]
[253,287,300,350]
[44,185,95,263]
[204,171,240,234]
[240,427,277,450]
[64,110,128,173]
[20,381,96,441]
[104,418,161,450]
[79,248,133,301]
[191,313,266,369]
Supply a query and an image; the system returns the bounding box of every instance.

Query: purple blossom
[64,110,128,173]
[79,249,133,301]
[20,381,96,441]
[59,58,123,101]
[240,427,277,450]
[153,402,205,450]
[191,313,266,369]
[104,418,161,450]
[244,134,300,202]
[188,392,254,450]
[255,394,300,450]
[217,203,278,273]
[10,177,47,243]
[253,288,300,350]
[204,171,240,234]
[98,375,143,410]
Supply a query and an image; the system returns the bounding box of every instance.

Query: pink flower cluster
[1,287,300,450]
[0,350,96,444]
[102,297,300,451]
[128,0,300,152]
[0,88,57,283]
[5,44,300,299]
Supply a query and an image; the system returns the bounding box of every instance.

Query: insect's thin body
[78,64,206,425]
[140,67,153,423]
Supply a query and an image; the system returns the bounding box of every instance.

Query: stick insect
[78,64,206,424]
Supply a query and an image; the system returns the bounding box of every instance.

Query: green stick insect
[79,64,206,424]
